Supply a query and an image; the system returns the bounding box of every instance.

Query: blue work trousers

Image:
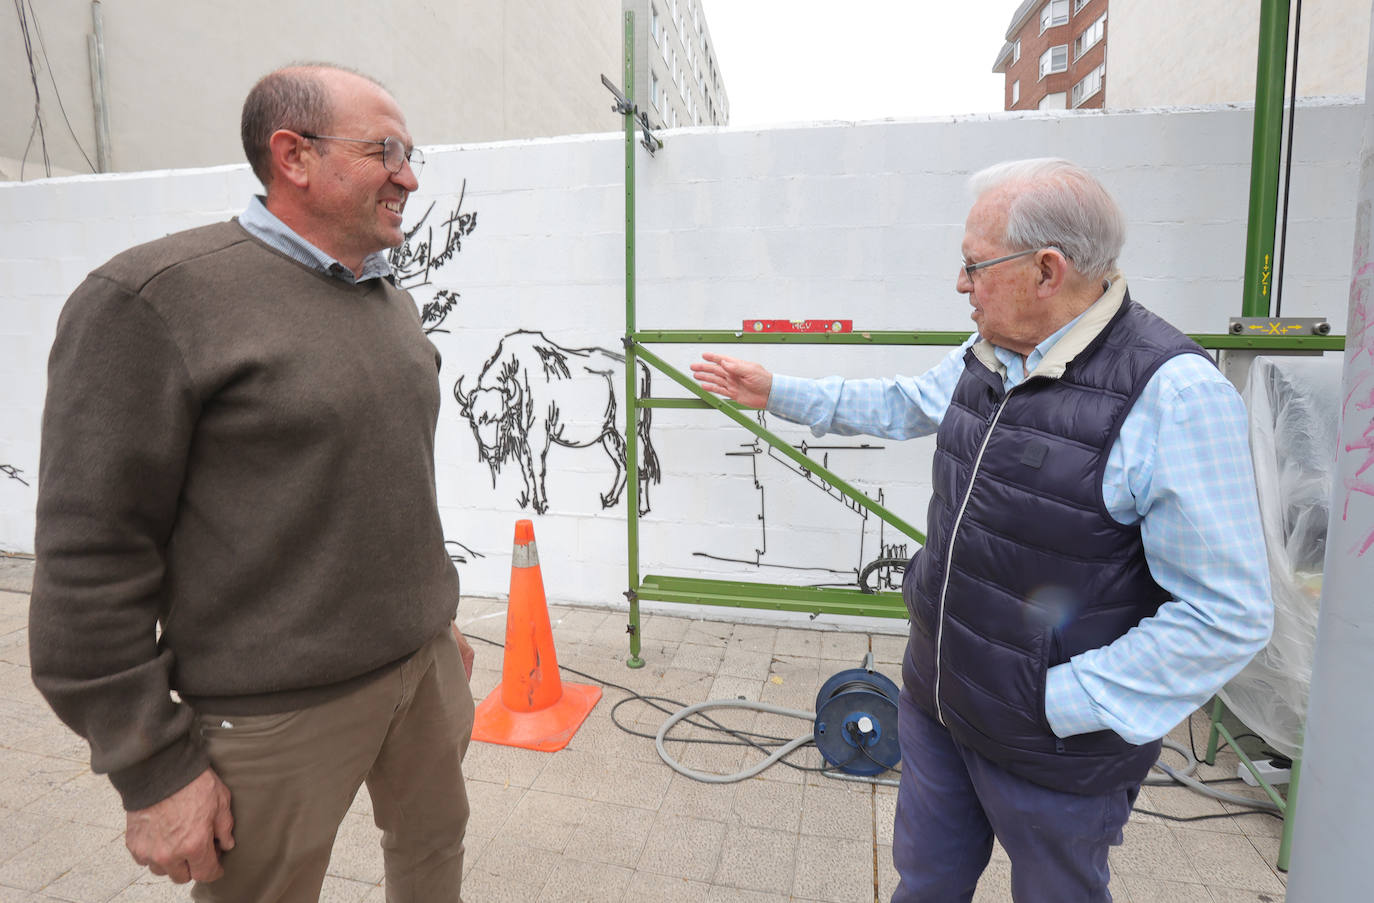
[891,690,1137,903]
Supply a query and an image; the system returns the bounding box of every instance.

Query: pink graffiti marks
[1342,249,1374,556]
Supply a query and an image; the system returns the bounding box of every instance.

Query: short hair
[968,158,1125,281]
[240,63,384,187]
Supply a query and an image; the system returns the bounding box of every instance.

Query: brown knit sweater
[30,221,460,810]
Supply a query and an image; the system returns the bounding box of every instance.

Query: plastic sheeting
[1217,354,1342,760]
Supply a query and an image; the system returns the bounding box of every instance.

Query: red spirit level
[742,319,852,334]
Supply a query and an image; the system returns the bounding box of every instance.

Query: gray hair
[968,158,1124,281]
[240,63,384,187]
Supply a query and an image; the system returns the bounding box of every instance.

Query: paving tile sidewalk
[0,556,1287,902]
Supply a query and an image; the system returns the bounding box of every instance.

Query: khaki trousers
[190,629,475,903]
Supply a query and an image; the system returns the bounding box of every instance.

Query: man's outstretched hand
[126,767,234,884]
[690,352,774,410]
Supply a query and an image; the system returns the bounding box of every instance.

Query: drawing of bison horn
[454,376,473,413]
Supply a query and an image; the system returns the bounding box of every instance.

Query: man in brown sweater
[29,64,476,902]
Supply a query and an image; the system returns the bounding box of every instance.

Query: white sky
[699,0,1014,126]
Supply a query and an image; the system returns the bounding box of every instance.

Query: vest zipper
[932,390,1015,727]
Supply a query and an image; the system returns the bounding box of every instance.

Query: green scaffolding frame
[611,5,1345,672]
[611,0,1339,873]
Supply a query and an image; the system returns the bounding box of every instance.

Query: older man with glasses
[31,64,475,902]
[692,158,1272,902]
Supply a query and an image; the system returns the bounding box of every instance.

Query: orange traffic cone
[471,520,602,751]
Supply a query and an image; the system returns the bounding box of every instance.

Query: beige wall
[1,0,620,180]
[1108,0,1369,109]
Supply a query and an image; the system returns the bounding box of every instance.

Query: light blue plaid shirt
[769,309,1273,745]
[238,196,395,283]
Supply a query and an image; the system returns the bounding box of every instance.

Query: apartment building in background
[991,0,1369,115]
[626,0,730,130]
[4,0,730,181]
[993,0,1108,112]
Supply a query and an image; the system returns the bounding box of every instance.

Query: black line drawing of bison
[454,330,661,515]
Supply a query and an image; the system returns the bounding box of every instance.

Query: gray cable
[1147,738,1282,811]
[654,698,817,783]
[656,700,1277,811]
[656,699,904,786]
[1144,737,1199,784]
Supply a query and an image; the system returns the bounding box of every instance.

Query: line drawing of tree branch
[390,179,478,334]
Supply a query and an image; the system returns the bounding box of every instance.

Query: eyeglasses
[298,132,424,176]
[960,247,1045,280]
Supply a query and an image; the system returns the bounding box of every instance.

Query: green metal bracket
[1205,696,1301,871]
[639,574,905,619]
[633,330,971,346]
[611,0,1347,657]
[634,329,1345,352]
[616,11,646,669]
[1241,0,1293,317]
[1191,333,1343,351]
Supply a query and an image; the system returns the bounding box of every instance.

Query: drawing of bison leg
[512,432,546,514]
[635,410,661,516]
[634,363,661,515]
[595,427,629,509]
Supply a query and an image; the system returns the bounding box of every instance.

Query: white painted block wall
[0,103,1361,610]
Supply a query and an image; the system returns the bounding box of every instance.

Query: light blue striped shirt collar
[990,313,1081,388]
[987,276,1123,390]
[239,196,394,284]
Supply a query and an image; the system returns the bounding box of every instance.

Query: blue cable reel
[813,653,901,776]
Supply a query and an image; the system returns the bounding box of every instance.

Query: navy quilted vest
[901,295,1210,795]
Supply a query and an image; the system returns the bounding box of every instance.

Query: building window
[1012,79,1020,105]
[1071,63,1105,106]
[1038,92,1067,110]
[1038,45,1067,79]
[1074,13,1106,59]
[1040,0,1069,33]
[1013,39,1021,63]
[1073,0,1091,10]
[651,72,660,111]
[651,5,660,44]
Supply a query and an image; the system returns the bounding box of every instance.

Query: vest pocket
[939,626,1049,747]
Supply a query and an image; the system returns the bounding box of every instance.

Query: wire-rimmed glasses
[960,247,1043,281]
[298,132,424,176]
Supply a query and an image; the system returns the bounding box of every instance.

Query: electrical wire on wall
[12,0,97,179]
[13,0,49,179]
